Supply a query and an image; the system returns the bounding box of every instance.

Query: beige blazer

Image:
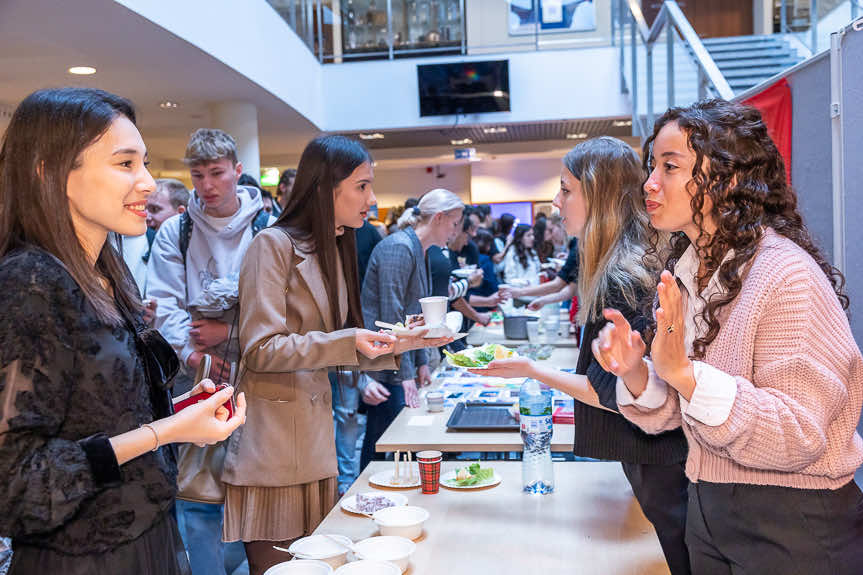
[221,227,397,487]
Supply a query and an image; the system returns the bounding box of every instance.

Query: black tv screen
[417,60,510,117]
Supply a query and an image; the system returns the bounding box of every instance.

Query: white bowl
[288,535,352,568]
[263,559,334,575]
[372,505,430,540]
[353,536,416,573]
[333,560,402,575]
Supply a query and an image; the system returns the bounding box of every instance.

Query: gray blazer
[361,226,431,384]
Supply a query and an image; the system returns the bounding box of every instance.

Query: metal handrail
[617,0,733,138]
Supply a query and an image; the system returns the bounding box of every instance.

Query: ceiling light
[612,119,633,127]
[68,66,96,75]
[482,127,507,134]
[566,132,588,140]
[492,90,505,97]
[359,133,385,140]
[159,100,179,109]
[451,138,473,145]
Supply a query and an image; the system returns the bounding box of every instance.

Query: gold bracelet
[141,423,160,452]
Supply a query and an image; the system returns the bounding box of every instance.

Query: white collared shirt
[616,242,738,426]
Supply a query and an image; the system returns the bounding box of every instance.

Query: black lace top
[0,248,178,555]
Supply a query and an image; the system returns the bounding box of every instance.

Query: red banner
[743,78,793,185]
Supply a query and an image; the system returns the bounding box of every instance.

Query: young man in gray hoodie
[147,128,274,575]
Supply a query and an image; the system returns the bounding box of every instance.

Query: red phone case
[173,384,235,418]
[172,355,235,417]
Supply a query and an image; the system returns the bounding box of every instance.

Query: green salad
[446,462,496,486]
[443,343,515,367]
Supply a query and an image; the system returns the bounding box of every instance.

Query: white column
[209,101,260,180]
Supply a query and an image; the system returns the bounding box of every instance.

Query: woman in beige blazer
[222,136,450,574]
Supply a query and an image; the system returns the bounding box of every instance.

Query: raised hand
[651,271,695,397]
[591,308,648,395]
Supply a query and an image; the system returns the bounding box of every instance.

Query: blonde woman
[476,137,691,575]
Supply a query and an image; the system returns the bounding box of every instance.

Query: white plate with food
[443,343,516,369]
[369,467,421,489]
[424,311,465,339]
[340,492,409,516]
[440,463,502,489]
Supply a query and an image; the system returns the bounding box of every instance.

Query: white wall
[372,164,471,208]
[322,47,627,132]
[115,0,325,126]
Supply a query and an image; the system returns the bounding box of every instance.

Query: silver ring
[666,325,675,334]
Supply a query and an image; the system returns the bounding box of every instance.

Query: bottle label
[520,414,552,434]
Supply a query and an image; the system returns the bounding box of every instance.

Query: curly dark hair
[644,99,848,359]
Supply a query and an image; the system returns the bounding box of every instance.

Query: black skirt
[8,512,190,575]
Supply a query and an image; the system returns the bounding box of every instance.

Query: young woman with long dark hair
[223,136,448,575]
[596,100,863,574]
[476,137,690,575]
[0,87,247,575]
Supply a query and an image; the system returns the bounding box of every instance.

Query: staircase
[700,35,805,95]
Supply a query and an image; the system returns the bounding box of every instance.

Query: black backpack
[177,209,271,265]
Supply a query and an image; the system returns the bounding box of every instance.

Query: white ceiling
[0,0,320,165]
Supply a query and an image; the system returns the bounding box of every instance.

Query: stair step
[703,41,788,53]
[708,48,795,61]
[728,78,775,90]
[714,57,802,70]
[700,34,784,45]
[722,66,796,79]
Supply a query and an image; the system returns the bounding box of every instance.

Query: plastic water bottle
[519,379,554,494]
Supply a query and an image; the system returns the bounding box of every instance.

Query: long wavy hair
[563,137,660,325]
[0,88,143,325]
[274,135,370,329]
[645,99,847,358]
[509,224,536,270]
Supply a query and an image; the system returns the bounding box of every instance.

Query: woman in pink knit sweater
[594,99,863,574]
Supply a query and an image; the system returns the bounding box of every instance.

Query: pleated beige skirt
[222,478,338,543]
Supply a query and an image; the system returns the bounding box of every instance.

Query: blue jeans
[330,373,365,495]
[175,500,226,575]
[360,381,406,471]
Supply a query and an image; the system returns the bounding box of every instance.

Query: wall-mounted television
[417,60,510,117]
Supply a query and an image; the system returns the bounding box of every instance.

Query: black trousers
[686,480,863,575]
[360,382,406,471]
[622,461,692,575]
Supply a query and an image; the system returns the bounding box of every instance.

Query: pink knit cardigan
[620,228,863,489]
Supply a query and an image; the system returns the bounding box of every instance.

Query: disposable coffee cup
[416,450,442,462]
[419,296,447,328]
[417,458,442,494]
[426,391,444,413]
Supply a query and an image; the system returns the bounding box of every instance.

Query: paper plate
[341,492,408,515]
[440,469,502,489]
[369,467,421,489]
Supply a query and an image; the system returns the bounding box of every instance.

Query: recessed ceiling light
[492,90,505,97]
[482,127,507,134]
[359,133,385,140]
[68,66,96,75]
[159,100,179,109]
[566,132,588,140]
[451,138,473,145]
[612,119,632,127]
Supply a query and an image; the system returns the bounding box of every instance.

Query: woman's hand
[402,379,420,408]
[356,329,396,359]
[651,271,696,397]
[592,308,649,396]
[527,296,548,311]
[470,357,536,379]
[393,333,453,355]
[162,385,247,446]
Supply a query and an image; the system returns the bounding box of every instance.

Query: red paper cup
[418,458,442,494]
